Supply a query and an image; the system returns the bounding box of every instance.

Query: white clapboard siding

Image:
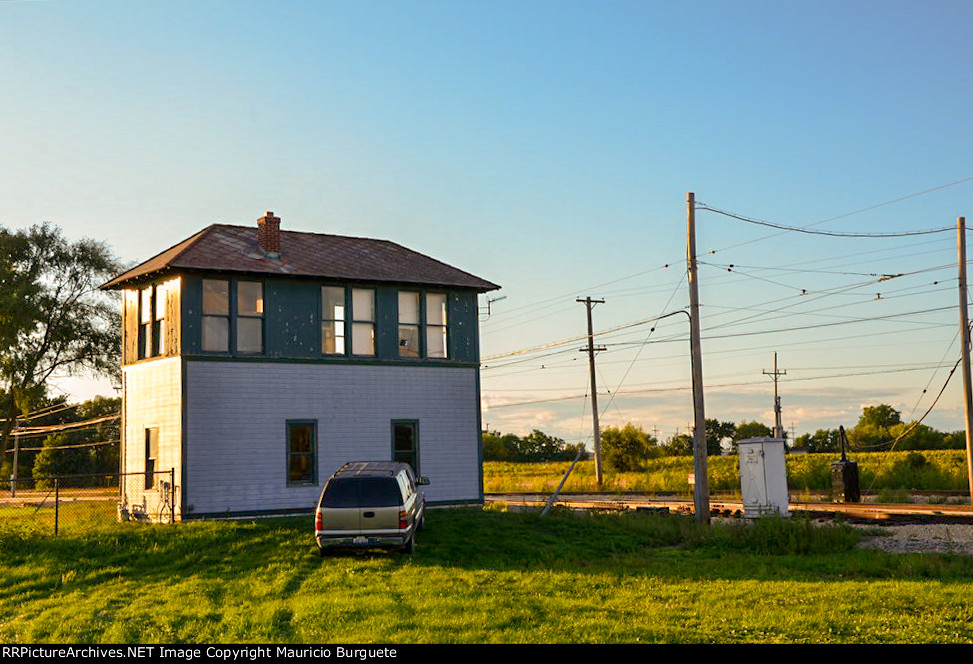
[122,357,183,518]
[184,361,481,515]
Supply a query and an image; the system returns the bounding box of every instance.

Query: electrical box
[831,459,860,503]
[738,437,790,518]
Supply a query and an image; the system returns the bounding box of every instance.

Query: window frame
[396,290,450,360]
[391,419,419,475]
[137,283,168,360]
[152,282,166,357]
[201,278,231,353]
[286,420,318,487]
[350,288,376,356]
[425,292,449,359]
[139,286,153,360]
[397,290,421,358]
[321,286,347,356]
[235,279,265,354]
[145,427,159,490]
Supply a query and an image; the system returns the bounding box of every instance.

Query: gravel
[851,523,973,556]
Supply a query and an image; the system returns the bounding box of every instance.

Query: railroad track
[487,492,973,524]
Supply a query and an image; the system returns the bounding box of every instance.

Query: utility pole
[687,192,709,524]
[763,352,787,439]
[957,216,973,506]
[578,297,606,488]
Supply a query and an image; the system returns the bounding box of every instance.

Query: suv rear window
[321,477,403,508]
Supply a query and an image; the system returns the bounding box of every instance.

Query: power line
[700,175,973,252]
[697,203,954,238]
[5,439,119,454]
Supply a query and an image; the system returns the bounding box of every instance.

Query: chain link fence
[0,469,176,535]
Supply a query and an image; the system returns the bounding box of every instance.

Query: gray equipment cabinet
[737,437,790,518]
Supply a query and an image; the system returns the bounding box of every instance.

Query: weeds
[485,450,971,496]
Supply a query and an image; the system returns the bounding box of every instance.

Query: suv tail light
[399,510,410,530]
[315,509,323,531]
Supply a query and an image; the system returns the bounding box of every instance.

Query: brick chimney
[257,211,281,258]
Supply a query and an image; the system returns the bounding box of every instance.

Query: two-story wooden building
[101,212,499,520]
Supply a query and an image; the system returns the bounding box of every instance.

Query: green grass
[3,508,973,643]
[485,450,972,495]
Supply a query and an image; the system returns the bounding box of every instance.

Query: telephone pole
[578,297,606,488]
[957,216,973,506]
[687,192,709,524]
[763,352,787,439]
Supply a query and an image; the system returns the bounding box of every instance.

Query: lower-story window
[145,428,159,489]
[391,420,419,474]
[287,421,317,486]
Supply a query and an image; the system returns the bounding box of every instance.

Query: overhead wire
[699,174,973,253]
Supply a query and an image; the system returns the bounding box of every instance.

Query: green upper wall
[172,273,481,365]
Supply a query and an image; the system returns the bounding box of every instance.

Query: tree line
[485,404,965,472]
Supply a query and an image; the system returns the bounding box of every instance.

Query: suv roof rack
[333,461,406,478]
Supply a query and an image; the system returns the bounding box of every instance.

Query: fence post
[54,479,59,536]
[170,468,175,523]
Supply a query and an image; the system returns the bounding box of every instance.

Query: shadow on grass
[5,506,973,596]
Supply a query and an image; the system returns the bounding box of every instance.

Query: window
[321,286,346,355]
[396,291,449,359]
[426,293,448,359]
[202,279,229,352]
[139,287,153,359]
[392,420,419,474]
[287,421,317,486]
[138,283,167,359]
[153,282,166,356]
[236,281,264,353]
[351,288,375,356]
[145,428,159,489]
[397,291,420,358]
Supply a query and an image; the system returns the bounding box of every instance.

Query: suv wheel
[401,536,415,554]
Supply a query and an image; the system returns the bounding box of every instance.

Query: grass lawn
[2,507,973,643]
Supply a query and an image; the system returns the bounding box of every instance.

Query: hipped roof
[101,224,499,292]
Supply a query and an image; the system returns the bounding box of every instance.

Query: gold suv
[314,461,429,555]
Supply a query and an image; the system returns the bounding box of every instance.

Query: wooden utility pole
[687,192,710,524]
[578,297,606,487]
[958,216,973,506]
[763,352,787,438]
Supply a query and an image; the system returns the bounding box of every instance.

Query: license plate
[353,536,367,545]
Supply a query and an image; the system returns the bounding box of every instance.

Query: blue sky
[3,0,973,446]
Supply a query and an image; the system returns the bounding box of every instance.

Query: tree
[705,419,735,456]
[793,428,841,453]
[0,224,121,466]
[731,420,773,452]
[601,423,658,471]
[663,433,693,457]
[848,404,902,450]
[517,430,580,462]
[483,429,586,462]
[482,431,520,461]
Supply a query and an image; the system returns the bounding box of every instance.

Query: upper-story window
[397,291,448,359]
[237,281,264,353]
[139,282,167,359]
[202,279,264,354]
[351,288,375,356]
[426,293,448,359]
[397,291,420,358]
[321,286,346,355]
[202,279,230,352]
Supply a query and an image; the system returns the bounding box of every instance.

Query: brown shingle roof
[101,224,499,292]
